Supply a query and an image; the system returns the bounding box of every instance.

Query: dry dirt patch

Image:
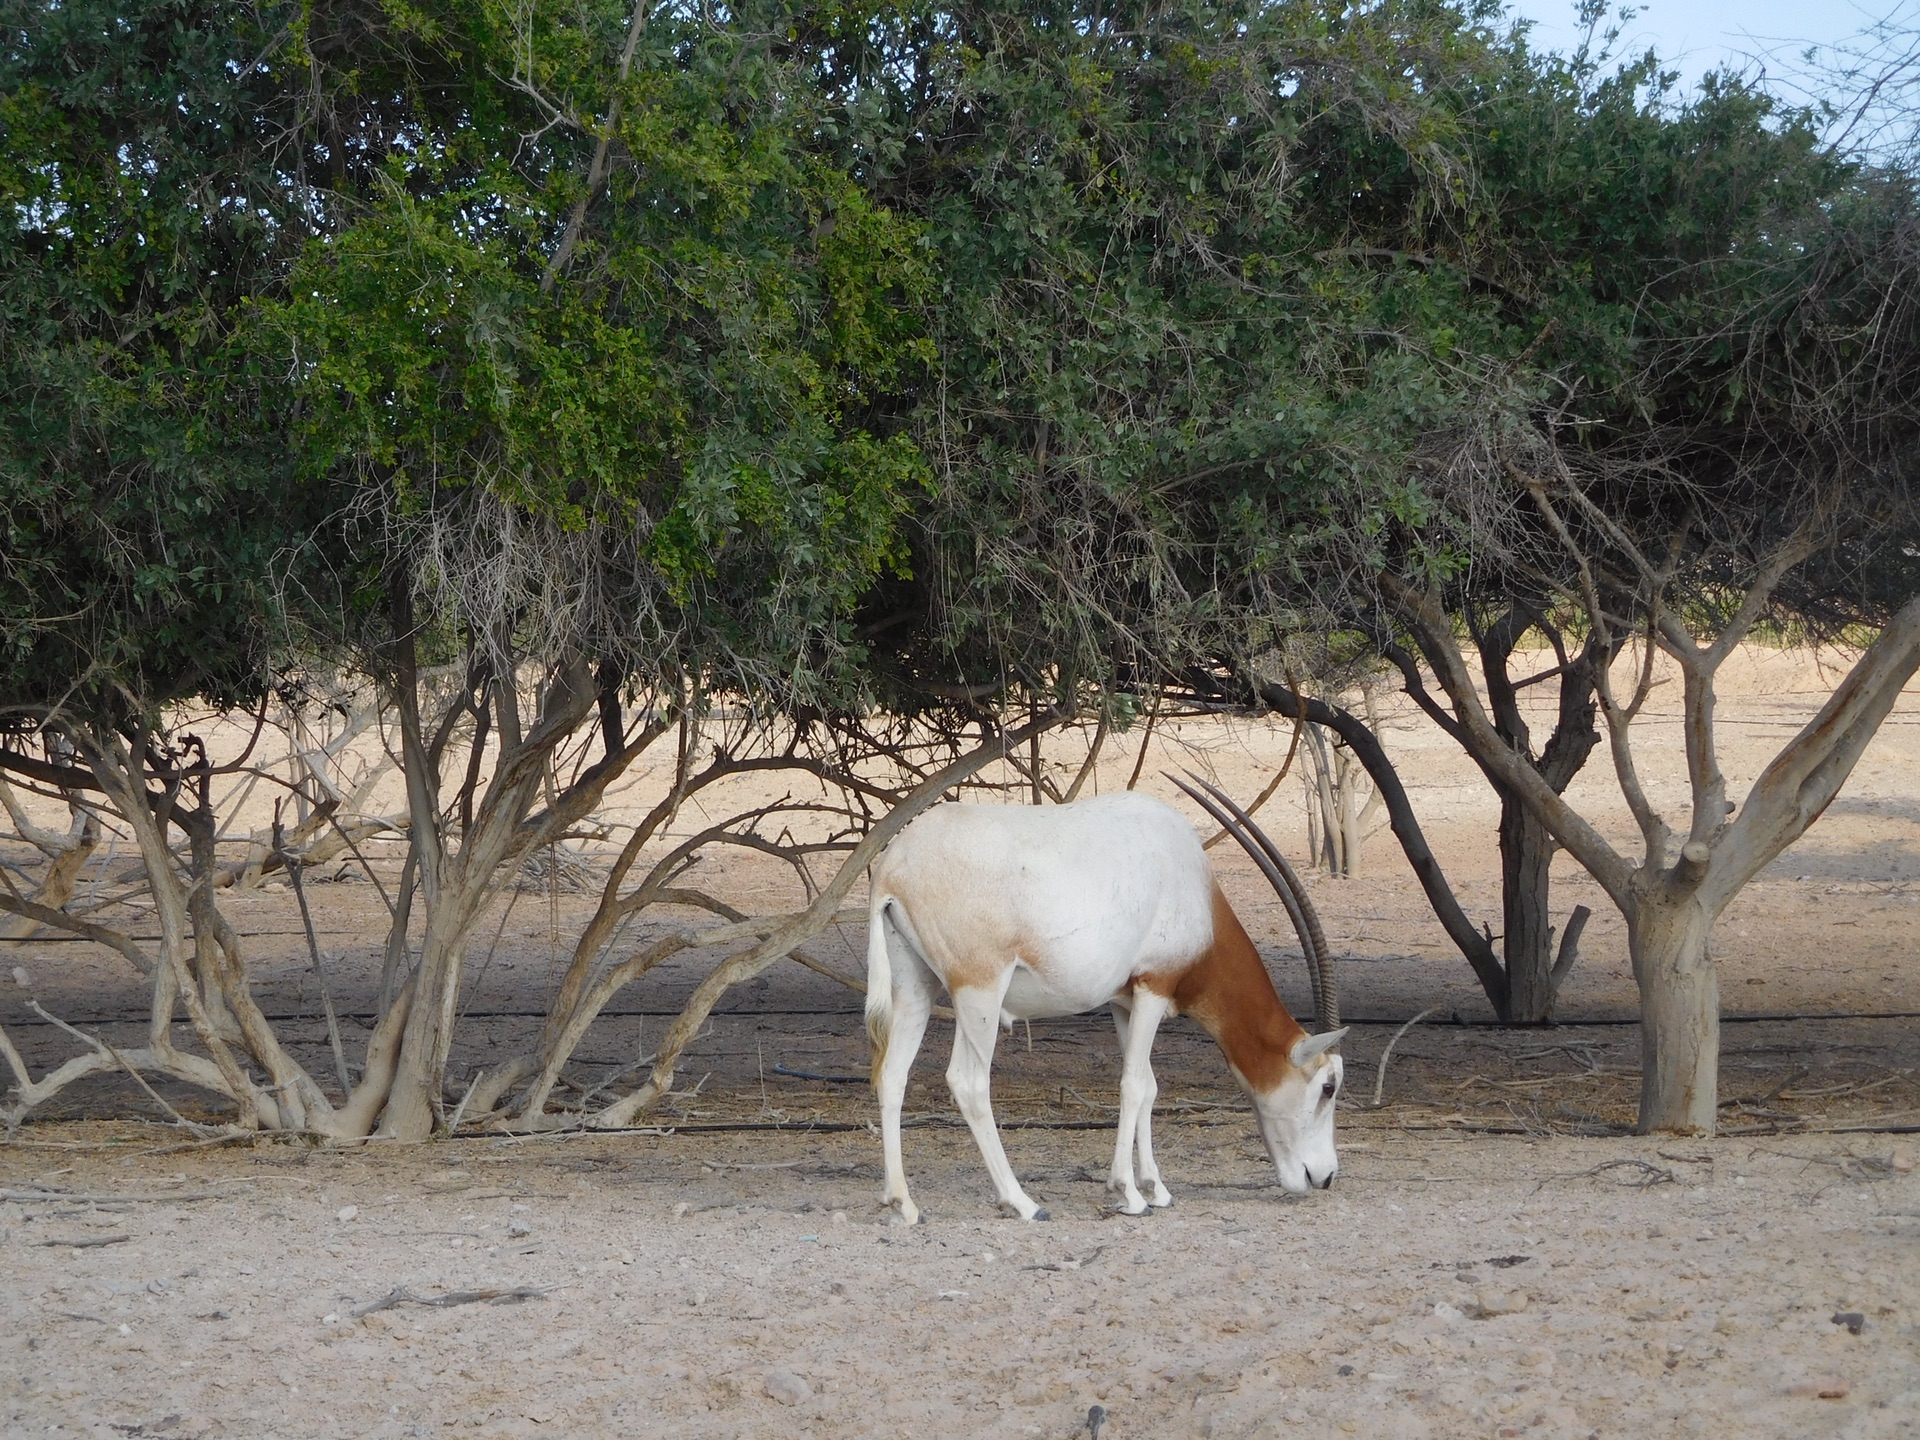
[2,1125,1917,1440]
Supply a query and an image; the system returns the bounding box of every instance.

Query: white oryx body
[865,790,1345,1222]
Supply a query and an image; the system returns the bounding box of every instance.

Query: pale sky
[1501,0,1907,95]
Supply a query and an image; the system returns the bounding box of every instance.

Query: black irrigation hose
[8,1008,1920,1029]
[0,1007,867,1026]
[456,1116,1133,1138]
[385,1116,1920,1140]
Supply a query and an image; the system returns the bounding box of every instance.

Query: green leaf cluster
[0,0,344,721]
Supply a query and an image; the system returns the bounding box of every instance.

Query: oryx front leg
[875,960,933,1225]
[1109,987,1173,1214]
[946,978,1048,1220]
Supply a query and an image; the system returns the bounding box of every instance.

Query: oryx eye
[1320,1078,1338,1103]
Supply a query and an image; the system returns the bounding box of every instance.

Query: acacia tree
[0,0,958,1139]
[1184,35,1920,1040]
[794,1,1631,1028]
[1377,149,1920,1131]
[0,0,375,1124]
[774,0,1509,732]
[261,0,948,1139]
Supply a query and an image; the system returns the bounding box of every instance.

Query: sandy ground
[4,643,1920,1437]
[2,1127,1917,1439]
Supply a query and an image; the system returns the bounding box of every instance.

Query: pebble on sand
[1474,1289,1529,1318]
[1786,1375,1850,1400]
[335,1205,358,1223]
[764,1370,812,1406]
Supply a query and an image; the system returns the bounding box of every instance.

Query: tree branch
[1707,595,1920,909]
[1254,681,1508,1017]
[1383,575,1634,906]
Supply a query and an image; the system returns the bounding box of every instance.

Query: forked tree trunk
[1626,886,1720,1134]
[378,906,484,1141]
[1500,795,1559,1022]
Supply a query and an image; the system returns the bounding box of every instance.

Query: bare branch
[1707,595,1920,909]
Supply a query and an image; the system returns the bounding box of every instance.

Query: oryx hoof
[1032,1206,1051,1222]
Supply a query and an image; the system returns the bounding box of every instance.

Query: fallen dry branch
[351,1285,553,1318]
[1370,1006,1441,1109]
[36,1233,130,1248]
[0,1187,239,1204]
[1533,1158,1678,1193]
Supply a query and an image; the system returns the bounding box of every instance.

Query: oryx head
[1250,1027,1347,1195]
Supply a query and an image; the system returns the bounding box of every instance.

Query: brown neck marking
[1144,884,1306,1091]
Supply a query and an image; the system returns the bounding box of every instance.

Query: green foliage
[816,1,1511,696]
[5,0,1915,730]
[0,0,342,722]
[260,1,938,699]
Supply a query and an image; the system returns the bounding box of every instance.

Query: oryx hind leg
[1109,987,1173,1213]
[946,971,1047,1221]
[876,928,934,1225]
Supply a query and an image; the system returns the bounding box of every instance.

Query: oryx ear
[1289,1028,1349,1067]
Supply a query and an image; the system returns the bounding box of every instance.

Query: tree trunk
[1627,888,1720,1134]
[1499,792,1559,1022]
[377,904,480,1140]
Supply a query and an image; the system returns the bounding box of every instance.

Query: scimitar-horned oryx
[865,774,1342,1222]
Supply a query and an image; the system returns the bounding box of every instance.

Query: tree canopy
[0,0,343,722]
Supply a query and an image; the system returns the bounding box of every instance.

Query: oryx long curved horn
[1186,772,1338,1031]
[1167,772,1339,1030]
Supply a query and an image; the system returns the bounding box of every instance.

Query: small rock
[1432,1302,1466,1323]
[830,1210,848,1225]
[1787,1375,1850,1400]
[1892,1147,1915,1174]
[1474,1288,1529,1318]
[11,966,30,989]
[321,1313,339,1326]
[1713,1313,1741,1336]
[510,1202,531,1213]
[763,1370,812,1406]
[1831,1311,1866,1335]
[672,1202,690,1220]
[1518,1346,1555,1369]
[335,1205,358,1223]
[508,1220,532,1238]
